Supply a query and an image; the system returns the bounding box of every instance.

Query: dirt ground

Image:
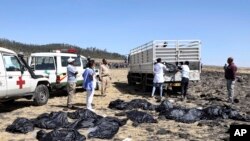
[0,69,250,141]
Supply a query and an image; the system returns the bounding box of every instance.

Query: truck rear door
[178,43,201,81]
[0,53,7,98]
[153,40,201,82]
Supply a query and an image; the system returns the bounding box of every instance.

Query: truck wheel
[128,79,136,86]
[172,86,181,94]
[128,75,136,86]
[141,76,148,92]
[142,76,152,92]
[34,84,49,106]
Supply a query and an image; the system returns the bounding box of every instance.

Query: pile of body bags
[6,107,157,141]
[109,99,250,123]
[6,99,250,141]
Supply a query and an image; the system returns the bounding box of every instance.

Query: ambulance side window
[3,54,21,71]
[54,57,57,69]
[61,57,68,67]
[32,57,55,70]
[82,59,88,68]
[61,57,81,67]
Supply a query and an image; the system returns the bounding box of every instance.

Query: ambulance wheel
[34,84,49,106]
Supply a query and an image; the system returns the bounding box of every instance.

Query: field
[0,68,250,141]
[203,65,250,74]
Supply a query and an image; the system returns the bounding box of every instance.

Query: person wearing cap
[66,57,78,108]
[100,58,111,96]
[224,57,237,103]
[178,61,190,101]
[83,60,96,111]
[151,58,168,98]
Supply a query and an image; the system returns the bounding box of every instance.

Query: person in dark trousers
[224,57,237,103]
[179,61,190,101]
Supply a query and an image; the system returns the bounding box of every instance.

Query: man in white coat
[151,58,168,98]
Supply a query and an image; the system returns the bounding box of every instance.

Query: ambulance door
[3,53,30,96]
[0,53,7,98]
[74,56,83,82]
[80,56,88,77]
[31,56,56,84]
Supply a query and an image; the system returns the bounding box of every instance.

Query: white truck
[127,40,201,91]
[0,47,50,105]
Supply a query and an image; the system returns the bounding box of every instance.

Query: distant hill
[0,38,126,60]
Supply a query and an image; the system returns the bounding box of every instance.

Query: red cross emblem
[16,76,25,89]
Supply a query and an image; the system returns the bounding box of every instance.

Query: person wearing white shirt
[151,58,168,98]
[66,58,78,109]
[179,61,190,100]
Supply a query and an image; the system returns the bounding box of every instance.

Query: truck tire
[34,84,49,106]
[141,76,147,92]
[142,75,151,92]
[128,74,136,86]
[128,78,133,85]
[172,86,181,93]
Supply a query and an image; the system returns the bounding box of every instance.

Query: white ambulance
[0,47,50,105]
[28,49,100,91]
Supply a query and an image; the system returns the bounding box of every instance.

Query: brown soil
[0,69,249,141]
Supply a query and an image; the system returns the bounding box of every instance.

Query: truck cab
[0,47,50,105]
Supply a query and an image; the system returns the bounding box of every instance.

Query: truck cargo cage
[128,40,201,91]
[130,40,201,64]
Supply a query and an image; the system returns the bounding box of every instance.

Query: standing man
[67,58,78,108]
[83,60,96,111]
[151,58,168,98]
[179,61,190,101]
[224,57,237,103]
[100,59,111,96]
